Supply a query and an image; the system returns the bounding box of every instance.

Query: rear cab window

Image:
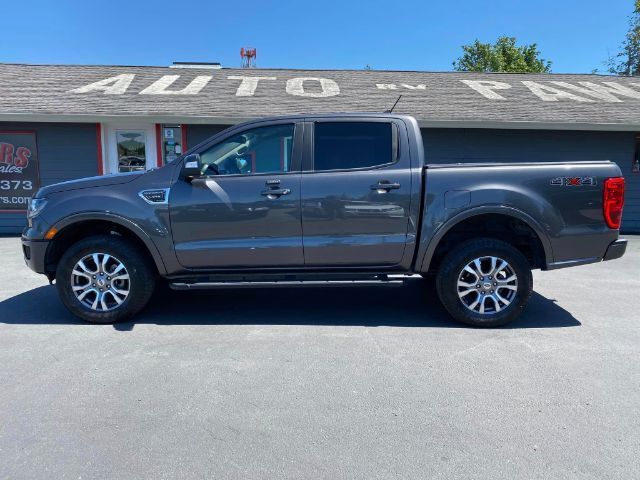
[313,122,397,171]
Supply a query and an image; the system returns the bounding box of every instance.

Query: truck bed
[417,160,623,271]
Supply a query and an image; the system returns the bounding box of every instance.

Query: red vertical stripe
[181,124,188,152]
[96,123,104,175]
[155,124,163,167]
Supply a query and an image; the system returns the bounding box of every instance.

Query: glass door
[104,123,157,175]
[116,130,147,173]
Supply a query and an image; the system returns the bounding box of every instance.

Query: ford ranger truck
[21,114,627,327]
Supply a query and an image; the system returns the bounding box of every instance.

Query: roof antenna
[385,95,402,113]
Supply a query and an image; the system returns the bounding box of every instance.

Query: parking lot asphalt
[1,235,639,479]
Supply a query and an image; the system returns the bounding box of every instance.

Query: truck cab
[170,115,419,270]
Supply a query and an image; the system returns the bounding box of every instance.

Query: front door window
[200,124,294,176]
[116,131,147,173]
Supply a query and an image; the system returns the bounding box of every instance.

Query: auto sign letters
[68,74,640,103]
[0,132,39,211]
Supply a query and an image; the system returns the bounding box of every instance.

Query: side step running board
[170,277,410,291]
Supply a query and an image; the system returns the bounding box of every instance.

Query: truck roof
[230,112,417,123]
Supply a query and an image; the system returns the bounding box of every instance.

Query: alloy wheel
[456,256,518,315]
[70,253,130,311]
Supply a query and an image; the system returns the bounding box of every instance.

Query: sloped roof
[1,63,640,130]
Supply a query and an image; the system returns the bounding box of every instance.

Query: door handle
[370,181,400,192]
[261,188,291,198]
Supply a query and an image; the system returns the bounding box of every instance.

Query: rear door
[300,118,415,267]
[169,120,304,269]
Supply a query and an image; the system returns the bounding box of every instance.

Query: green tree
[453,36,551,73]
[608,1,640,75]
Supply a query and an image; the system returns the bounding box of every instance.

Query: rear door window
[313,122,395,171]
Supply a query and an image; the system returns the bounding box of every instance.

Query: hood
[36,171,146,197]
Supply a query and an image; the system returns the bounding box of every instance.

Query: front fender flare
[48,212,168,275]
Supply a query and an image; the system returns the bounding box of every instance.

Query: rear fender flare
[418,205,554,272]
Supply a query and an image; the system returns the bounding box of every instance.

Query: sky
[0,0,633,73]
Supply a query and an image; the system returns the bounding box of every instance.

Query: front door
[104,123,157,174]
[301,119,414,267]
[169,122,304,269]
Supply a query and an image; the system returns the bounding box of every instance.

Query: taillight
[603,177,625,229]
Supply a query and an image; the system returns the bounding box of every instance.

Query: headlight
[27,197,48,218]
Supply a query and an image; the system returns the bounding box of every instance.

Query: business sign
[0,131,39,211]
[68,73,640,104]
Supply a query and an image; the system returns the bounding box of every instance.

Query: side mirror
[182,153,202,180]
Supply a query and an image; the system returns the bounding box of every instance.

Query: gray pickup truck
[22,114,627,327]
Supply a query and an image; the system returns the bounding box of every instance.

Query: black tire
[435,238,533,327]
[56,234,156,323]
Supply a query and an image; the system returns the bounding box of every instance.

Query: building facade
[1,63,639,233]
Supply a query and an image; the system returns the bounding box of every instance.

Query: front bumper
[603,238,627,261]
[21,237,49,274]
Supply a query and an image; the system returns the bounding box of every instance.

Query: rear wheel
[436,238,533,327]
[56,235,156,323]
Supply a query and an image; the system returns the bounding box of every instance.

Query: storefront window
[161,125,183,165]
[116,131,147,173]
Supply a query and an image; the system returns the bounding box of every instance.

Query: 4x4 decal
[550,176,597,186]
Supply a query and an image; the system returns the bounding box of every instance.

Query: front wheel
[436,238,533,327]
[56,235,156,323]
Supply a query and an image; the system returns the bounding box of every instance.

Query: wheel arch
[418,206,553,273]
[45,213,168,278]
